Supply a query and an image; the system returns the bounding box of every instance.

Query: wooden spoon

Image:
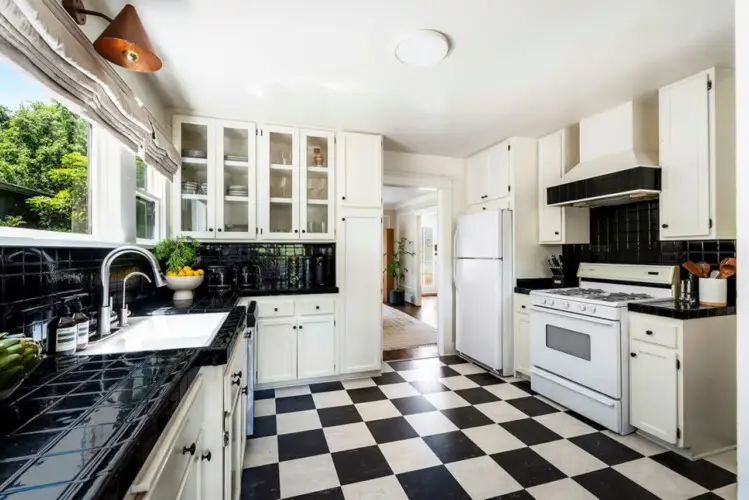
[697,262,711,278]
[682,261,704,278]
[719,257,736,279]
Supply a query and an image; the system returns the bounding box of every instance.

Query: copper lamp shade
[92,5,162,72]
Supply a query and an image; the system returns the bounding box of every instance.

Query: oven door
[530,306,621,398]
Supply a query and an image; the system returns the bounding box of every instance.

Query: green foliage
[0,215,25,227]
[0,100,89,231]
[384,238,416,292]
[153,236,201,274]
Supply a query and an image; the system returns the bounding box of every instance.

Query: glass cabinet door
[216,121,256,239]
[177,119,215,237]
[262,126,299,239]
[300,130,335,240]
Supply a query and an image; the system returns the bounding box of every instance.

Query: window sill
[0,228,123,248]
[136,238,157,248]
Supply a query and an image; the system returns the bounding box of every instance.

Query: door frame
[383,172,454,356]
[417,208,438,297]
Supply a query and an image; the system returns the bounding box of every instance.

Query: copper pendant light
[64,1,162,73]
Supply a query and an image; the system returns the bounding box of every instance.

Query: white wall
[383,209,395,229]
[735,2,747,495]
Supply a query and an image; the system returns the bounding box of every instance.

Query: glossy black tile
[409,380,450,394]
[309,381,345,394]
[346,387,387,404]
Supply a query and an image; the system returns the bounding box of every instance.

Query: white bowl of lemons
[165,267,205,301]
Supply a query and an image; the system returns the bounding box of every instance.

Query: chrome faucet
[99,245,166,336]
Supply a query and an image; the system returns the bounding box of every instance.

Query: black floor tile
[490,448,565,488]
[278,429,329,462]
[365,417,418,444]
[309,382,345,394]
[434,366,460,378]
[252,416,277,438]
[506,397,558,417]
[454,387,500,405]
[511,380,535,395]
[489,491,535,499]
[397,465,471,500]
[390,396,437,415]
[688,494,725,500]
[331,445,393,485]
[439,355,465,365]
[651,451,737,490]
[569,432,643,466]
[276,395,316,414]
[286,487,345,499]
[500,418,562,446]
[254,389,275,400]
[423,431,485,463]
[388,360,421,371]
[371,372,406,385]
[241,463,280,500]
[317,405,362,428]
[441,406,494,429]
[573,467,660,499]
[347,386,387,404]
[465,372,505,386]
[565,410,606,431]
[409,380,450,394]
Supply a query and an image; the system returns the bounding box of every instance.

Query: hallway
[384,297,439,362]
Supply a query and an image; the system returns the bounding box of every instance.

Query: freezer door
[456,259,503,370]
[456,210,501,259]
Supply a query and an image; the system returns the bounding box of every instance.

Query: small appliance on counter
[207,265,234,291]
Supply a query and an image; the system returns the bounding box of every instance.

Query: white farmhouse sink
[79,313,228,356]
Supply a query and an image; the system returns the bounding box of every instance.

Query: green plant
[0,215,25,227]
[384,237,416,292]
[153,236,201,274]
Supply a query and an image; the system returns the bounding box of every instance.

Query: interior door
[630,340,678,444]
[538,132,563,242]
[216,121,256,239]
[420,216,437,295]
[259,125,300,240]
[659,72,711,239]
[487,142,511,201]
[456,259,502,370]
[300,130,335,240]
[175,117,216,239]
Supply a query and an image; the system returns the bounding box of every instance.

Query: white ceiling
[383,186,434,208]
[95,0,734,158]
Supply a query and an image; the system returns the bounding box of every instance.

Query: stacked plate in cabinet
[227,185,248,197]
[182,181,198,194]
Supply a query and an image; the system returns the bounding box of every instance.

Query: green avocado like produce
[0,335,41,394]
[0,338,21,351]
[0,365,24,389]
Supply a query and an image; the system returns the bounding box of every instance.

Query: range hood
[547,101,660,208]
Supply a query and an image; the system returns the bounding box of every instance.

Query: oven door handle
[530,306,618,327]
[531,368,616,408]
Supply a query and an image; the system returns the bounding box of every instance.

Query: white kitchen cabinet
[338,132,382,209]
[175,444,203,500]
[300,129,336,240]
[628,312,736,457]
[513,293,532,378]
[465,142,511,205]
[256,318,298,384]
[298,316,336,379]
[172,116,257,240]
[537,128,589,244]
[658,68,735,240]
[340,215,382,373]
[466,150,489,205]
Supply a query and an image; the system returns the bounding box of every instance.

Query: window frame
[135,160,169,246]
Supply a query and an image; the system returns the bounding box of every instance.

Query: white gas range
[529,263,679,435]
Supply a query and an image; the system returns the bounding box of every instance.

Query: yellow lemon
[166,271,177,277]
[183,266,193,272]
[178,270,186,276]
[196,269,204,276]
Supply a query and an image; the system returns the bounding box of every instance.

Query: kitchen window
[136,156,170,244]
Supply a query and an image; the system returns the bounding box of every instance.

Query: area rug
[382,304,438,351]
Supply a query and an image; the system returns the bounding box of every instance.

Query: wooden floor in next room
[384,296,439,362]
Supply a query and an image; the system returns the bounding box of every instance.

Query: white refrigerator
[454,209,514,375]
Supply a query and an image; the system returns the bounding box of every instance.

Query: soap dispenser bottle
[71,298,89,351]
[47,302,77,356]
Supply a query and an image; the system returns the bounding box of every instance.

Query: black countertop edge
[193,305,247,367]
[237,286,339,296]
[628,300,736,320]
[514,278,561,295]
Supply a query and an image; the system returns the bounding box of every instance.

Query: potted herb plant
[153,236,204,300]
[384,238,416,306]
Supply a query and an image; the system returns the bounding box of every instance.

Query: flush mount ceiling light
[63,0,162,72]
[395,30,450,66]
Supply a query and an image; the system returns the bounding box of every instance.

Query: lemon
[166,271,177,277]
[178,270,186,276]
[183,266,193,272]
[195,269,204,276]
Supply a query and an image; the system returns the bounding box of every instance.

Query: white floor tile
[312,390,354,409]
[254,398,276,417]
[279,454,340,498]
[379,382,420,400]
[438,375,480,391]
[601,430,669,456]
[276,409,322,435]
[614,457,708,500]
[533,412,598,438]
[355,400,401,421]
[410,358,443,370]
[498,376,524,383]
[446,456,523,499]
[422,391,470,410]
[399,368,440,382]
[379,437,441,474]
[323,422,376,452]
[706,449,737,474]
[243,436,278,468]
[484,383,532,400]
[342,475,408,500]
[381,362,395,373]
[527,478,598,500]
[405,411,459,436]
[450,363,486,375]
[274,385,311,398]
[714,483,738,500]
[531,439,607,477]
[463,424,526,454]
[475,401,528,424]
[342,378,376,390]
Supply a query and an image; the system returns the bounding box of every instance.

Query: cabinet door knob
[293,325,297,329]
[630,352,637,358]
[554,231,560,235]
[274,307,278,312]
[232,378,241,386]
[661,223,669,228]
[645,330,653,335]
[241,386,248,395]
[342,196,346,200]
[521,305,526,309]
[294,229,299,233]
[182,443,196,456]
[217,228,223,232]
[299,325,304,329]
[302,229,306,233]
[316,305,320,310]
[201,451,212,462]
[208,228,214,232]
[232,371,243,379]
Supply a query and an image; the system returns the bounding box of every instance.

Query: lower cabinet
[176,439,203,500]
[298,316,336,379]
[257,318,298,384]
[630,339,678,444]
[513,293,532,377]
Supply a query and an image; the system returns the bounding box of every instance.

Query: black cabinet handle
[241,386,248,395]
[274,308,278,312]
[342,196,346,200]
[217,228,223,232]
[521,305,526,309]
[302,229,306,233]
[293,325,297,329]
[645,330,653,336]
[232,371,242,379]
[182,443,196,456]
[201,451,212,462]
[316,306,320,310]
[232,378,241,386]
[208,228,214,232]
[630,353,637,358]
[554,231,560,235]
[294,229,299,233]
[662,224,669,228]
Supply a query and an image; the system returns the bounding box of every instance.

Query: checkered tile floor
[242,356,737,499]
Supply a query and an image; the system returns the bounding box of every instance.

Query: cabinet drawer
[630,314,678,348]
[297,298,335,316]
[257,300,295,318]
[514,294,531,316]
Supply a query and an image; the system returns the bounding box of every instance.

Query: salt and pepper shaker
[679,278,697,307]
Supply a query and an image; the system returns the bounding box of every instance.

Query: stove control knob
[562,302,570,309]
[579,304,587,312]
[589,306,596,313]
[541,298,547,305]
[549,300,555,306]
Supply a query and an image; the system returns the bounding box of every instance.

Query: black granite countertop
[237,285,339,296]
[628,300,736,320]
[0,304,251,498]
[514,278,561,295]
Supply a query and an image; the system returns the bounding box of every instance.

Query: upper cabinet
[217,121,257,240]
[659,68,735,240]
[537,127,589,244]
[338,132,382,210]
[465,142,511,206]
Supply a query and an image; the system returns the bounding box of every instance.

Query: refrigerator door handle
[452,225,460,288]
